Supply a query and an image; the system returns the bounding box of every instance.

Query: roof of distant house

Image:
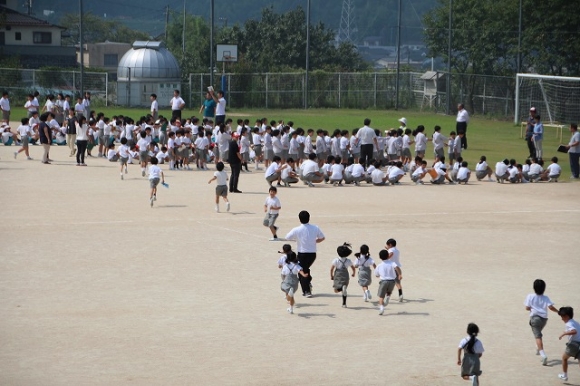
[0,5,65,29]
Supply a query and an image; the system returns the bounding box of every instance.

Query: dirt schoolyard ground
[1,144,578,385]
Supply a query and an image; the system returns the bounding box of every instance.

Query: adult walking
[65,108,77,157]
[565,123,580,179]
[228,132,242,193]
[285,210,325,297]
[356,118,378,168]
[456,103,469,149]
[525,107,537,159]
[38,112,52,164]
[75,116,88,166]
[170,89,185,121]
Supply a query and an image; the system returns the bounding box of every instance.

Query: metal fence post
[266,73,269,109]
[105,72,109,106]
[374,73,377,108]
[338,73,341,108]
[189,73,192,109]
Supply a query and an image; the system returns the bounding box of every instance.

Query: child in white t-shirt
[411,160,428,185]
[207,161,229,212]
[456,161,471,184]
[557,306,580,382]
[386,238,404,301]
[329,156,345,186]
[264,186,281,241]
[354,244,376,302]
[148,157,165,207]
[374,249,402,315]
[118,137,130,179]
[322,155,333,183]
[280,251,308,314]
[156,146,169,165]
[528,158,543,182]
[543,156,562,182]
[524,279,558,365]
[107,143,118,162]
[330,243,356,308]
[457,323,484,385]
[475,155,494,181]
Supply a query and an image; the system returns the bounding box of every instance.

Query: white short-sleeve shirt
[524,294,553,318]
[285,223,325,253]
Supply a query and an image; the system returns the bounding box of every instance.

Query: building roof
[0,6,65,29]
[117,41,180,80]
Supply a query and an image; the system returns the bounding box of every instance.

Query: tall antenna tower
[338,0,357,44]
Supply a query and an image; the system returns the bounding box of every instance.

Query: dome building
[117,41,181,107]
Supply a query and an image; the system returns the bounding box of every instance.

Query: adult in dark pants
[456,103,469,149]
[75,116,88,166]
[356,118,378,169]
[170,90,185,121]
[565,123,580,179]
[525,107,537,159]
[228,132,242,193]
[38,112,52,164]
[285,210,325,297]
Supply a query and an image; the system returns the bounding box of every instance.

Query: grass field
[7,106,573,176]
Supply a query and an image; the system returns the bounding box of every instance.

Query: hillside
[32,0,437,44]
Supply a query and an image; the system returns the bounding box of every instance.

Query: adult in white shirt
[456,103,469,149]
[0,91,10,123]
[170,89,185,120]
[150,93,159,120]
[356,118,378,168]
[211,89,227,125]
[285,210,325,297]
[82,92,91,120]
[565,123,580,179]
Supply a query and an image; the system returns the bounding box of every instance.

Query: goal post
[515,73,580,126]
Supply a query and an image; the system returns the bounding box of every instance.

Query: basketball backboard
[216,44,238,62]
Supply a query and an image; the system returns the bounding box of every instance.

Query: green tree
[60,12,150,45]
[165,13,211,76]
[423,0,580,77]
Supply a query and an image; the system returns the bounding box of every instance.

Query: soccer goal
[515,74,580,140]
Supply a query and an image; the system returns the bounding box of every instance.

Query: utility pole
[210,0,214,86]
[164,5,169,41]
[395,0,402,110]
[517,0,522,73]
[79,0,84,97]
[304,0,310,109]
[446,0,452,115]
[182,0,186,59]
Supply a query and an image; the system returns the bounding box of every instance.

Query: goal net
[515,73,580,125]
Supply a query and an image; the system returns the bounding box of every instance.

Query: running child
[14,117,33,160]
[557,307,580,382]
[330,243,356,308]
[354,244,376,302]
[208,161,230,212]
[386,238,404,301]
[524,279,558,365]
[457,323,484,386]
[264,186,281,241]
[148,157,165,207]
[280,251,308,314]
[374,249,402,315]
[118,137,130,180]
[137,131,150,176]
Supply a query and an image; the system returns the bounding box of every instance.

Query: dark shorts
[149,178,160,188]
[565,341,580,359]
[377,280,395,299]
[529,316,548,338]
[216,185,228,197]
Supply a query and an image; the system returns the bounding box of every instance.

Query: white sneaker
[488,178,495,182]
[27,157,33,160]
[363,292,368,302]
[366,289,372,300]
[287,307,293,314]
[226,202,230,212]
[13,151,17,159]
[342,285,347,297]
[150,197,154,207]
[399,294,404,302]
[385,296,390,306]
[558,373,568,381]
[342,304,347,308]
[378,306,384,315]
[153,195,157,201]
[470,375,478,386]
[541,356,547,366]
[215,205,219,213]
[269,237,279,241]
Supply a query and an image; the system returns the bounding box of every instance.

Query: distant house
[77,42,132,80]
[0,2,76,68]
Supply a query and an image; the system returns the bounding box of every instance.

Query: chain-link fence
[188,71,517,118]
[0,68,109,107]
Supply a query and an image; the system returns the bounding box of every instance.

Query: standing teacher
[565,123,580,179]
[210,89,227,125]
[285,210,325,298]
[356,118,378,169]
[170,90,185,121]
[228,132,243,193]
[456,103,469,149]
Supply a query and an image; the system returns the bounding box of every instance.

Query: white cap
[398,117,407,125]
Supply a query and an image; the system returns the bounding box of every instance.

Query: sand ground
[0,144,579,386]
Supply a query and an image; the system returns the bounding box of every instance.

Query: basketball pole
[210,0,214,87]
[79,0,84,98]
[395,0,402,110]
